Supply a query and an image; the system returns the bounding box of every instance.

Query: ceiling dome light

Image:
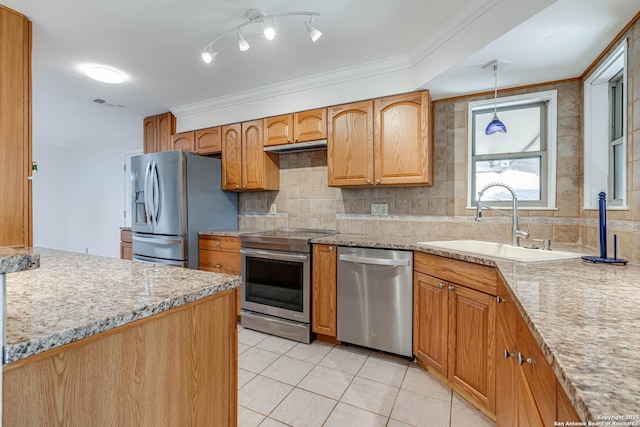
[264,17,276,40]
[201,50,217,64]
[84,66,125,84]
[304,17,322,42]
[237,29,250,51]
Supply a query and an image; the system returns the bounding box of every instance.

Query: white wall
[32,127,141,258]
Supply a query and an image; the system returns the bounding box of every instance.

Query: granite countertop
[5,248,240,364]
[313,233,639,422]
[0,247,40,274]
[199,229,265,237]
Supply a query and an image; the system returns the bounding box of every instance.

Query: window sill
[465,206,559,211]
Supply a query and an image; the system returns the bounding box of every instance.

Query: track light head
[304,17,322,42]
[264,17,276,40]
[237,29,250,51]
[201,50,217,64]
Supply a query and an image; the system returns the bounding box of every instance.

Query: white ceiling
[3,0,639,146]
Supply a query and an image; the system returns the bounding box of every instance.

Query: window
[584,40,627,209]
[468,91,558,208]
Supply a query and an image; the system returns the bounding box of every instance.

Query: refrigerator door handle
[152,161,160,225]
[144,162,152,224]
[132,235,183,245]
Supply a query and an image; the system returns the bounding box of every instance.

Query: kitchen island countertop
[5,248,240,364]
[0,246,39,274]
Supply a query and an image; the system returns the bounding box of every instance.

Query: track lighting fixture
[200,9,321,64]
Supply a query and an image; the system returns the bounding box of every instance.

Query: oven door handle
[240,248,309,262]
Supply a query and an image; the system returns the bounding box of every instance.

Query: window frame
[583,39,627,210]
[467,90,558,209]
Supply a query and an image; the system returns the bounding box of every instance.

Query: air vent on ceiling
[93,98,124,108]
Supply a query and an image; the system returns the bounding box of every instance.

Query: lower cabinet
[311,244,337,337]
[199,235,241,317]
[495,278,582,426]
[120,229,132,260]
[413,252,496,414]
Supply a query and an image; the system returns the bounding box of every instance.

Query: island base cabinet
[3,290,237,427]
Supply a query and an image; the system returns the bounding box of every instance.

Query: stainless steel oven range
[239,229,337,343]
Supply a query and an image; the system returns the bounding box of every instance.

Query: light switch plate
[371,203,388,216]
[269,203,277,214]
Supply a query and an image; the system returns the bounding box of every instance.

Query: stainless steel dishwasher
[337,246,413,357]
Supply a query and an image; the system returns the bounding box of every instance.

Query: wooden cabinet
[120,229,132,260]
[327,100,374,186]
[264,108,327,147]
[199,235,241,316]
[328,91,433,188]
[374,91,433,186]
[143,112,176,153]
[413,272,448,374]
[414,252,496,414]
[494,279,582,426]
[4,291,237,426]
[312,244,337,337]
[0,6,31,248]
[195,126,222,155]
[222,121,279,191]
[170,131,195,151]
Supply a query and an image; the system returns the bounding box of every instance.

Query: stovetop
[240,228,338,243]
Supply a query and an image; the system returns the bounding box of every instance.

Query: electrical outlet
[270,203,277,214]
[371,203,388,216]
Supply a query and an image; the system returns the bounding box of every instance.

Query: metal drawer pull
[339,254,410,267]
[503,349,515,359]
[132,235,182,245]
[448,285,455,291]
[517,352,533,365]
[216,264,221,268]
[438,283,444,289]
[497,296,506,303]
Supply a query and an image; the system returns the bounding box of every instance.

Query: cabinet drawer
[517,316,556,427]
[120,229,132,243]
[199,236,241,251]
[414,252,497,295]
[199,250,241,275]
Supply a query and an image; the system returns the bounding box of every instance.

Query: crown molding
[409,0,501,65]
[171,54,411,117]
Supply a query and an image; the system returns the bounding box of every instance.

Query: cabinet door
[294,108,327,142]
[557,380,581,423]
[448,284,496,412]
[374,91,433,186]
[327,101,374,187]
[0,8,31,248]
[195,127,222,155]
[157,112,176,152]
[171,132,195,152]
[221,124,242,191]
[264,114,293,146]
[413,272,448,375]
[495,314,517,427]
[517,316,556,427]
[312,245,337,336]
[517,367,545,427]
[242,120,265,190]
[143,116,157,153]
[120,242,132,260]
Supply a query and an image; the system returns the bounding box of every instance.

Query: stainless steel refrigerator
[131,150,237,268]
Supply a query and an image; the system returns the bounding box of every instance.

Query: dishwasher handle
[339,254,411,267]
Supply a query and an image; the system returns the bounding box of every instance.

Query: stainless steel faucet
[475,182,530,246]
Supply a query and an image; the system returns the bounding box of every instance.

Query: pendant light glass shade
[237,29,250,51]
[485,61,507,135]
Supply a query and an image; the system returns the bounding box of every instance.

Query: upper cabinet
[222,121,279,191]
[327,101,375,186]
[328,91,433,187]
[195,127,222,155]
[375,91,433,186]
[0,6,32,248]
[143,112,176,154]
[170,131,195,152]
[264,108,327,147]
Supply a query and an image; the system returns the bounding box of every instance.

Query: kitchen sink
[416,240,583,263]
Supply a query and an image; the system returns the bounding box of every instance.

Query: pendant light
[484,60,508,135]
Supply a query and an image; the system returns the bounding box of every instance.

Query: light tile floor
[237,325,496,427]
